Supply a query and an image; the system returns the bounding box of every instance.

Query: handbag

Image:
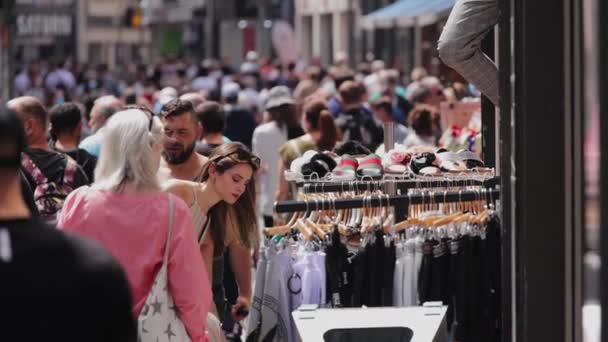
[138,194,191,341]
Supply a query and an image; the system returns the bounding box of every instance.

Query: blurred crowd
[3,51,484,341]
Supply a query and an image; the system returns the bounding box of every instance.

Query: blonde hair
[94,109,164,192]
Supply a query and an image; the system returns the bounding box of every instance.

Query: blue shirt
[78,128,105,157]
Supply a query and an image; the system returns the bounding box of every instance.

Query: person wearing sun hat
[253,85,301,227]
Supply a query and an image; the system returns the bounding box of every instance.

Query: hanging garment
[301,252,324,306]
[418,239,435,304]
[413,234,424,305]
[381,239,396,306]
[453,235,472,342]
[315,251,328,306]
[402,237,417,306]
[247,247,268,342]
[325,230,351,308]
[393,242,405,307]
[446,237,460,331]
[350,247,367,307]
[259,246,295,342]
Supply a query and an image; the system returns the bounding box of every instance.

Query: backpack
[21,152,78,224]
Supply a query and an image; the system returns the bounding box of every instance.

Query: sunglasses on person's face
[123,105,154,131]
[212,150,261,169]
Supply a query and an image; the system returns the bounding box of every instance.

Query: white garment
[260,246,295,342]
[413,236,425,305]
[78,127,106,157]
[45,68,76,91]
[192,76,217,92]
[247,247,268,340]
[393,242,405,306]
[252,122,288,216]
[239,88,260,112]
[403,133,436,149]
[314,252,327,306]
[375,124,412,155]
[402,238,417,306]
[15,72,45,99]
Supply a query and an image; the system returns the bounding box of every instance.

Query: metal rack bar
[275,189,500,213]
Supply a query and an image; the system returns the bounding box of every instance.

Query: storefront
[12,0,76,68]
[264,0,607,340]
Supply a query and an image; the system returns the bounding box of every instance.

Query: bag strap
[198,215,211,244]
[21,152,49,185]
[163,194,175,265]
[62,155,79,189]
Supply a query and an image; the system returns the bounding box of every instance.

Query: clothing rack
[274,188,500,214]
[297,176,501,194]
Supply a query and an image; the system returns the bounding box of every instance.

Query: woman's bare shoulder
[161,179,198,206]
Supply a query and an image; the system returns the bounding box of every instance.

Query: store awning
[362,0,456,29]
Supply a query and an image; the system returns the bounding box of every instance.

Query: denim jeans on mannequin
[438,0,499,106]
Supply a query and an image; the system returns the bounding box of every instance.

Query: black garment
[287,125,305,140]
[418,239,435,304]
[22,148,89,190]
[224,108,256,149]
[440,239,451,303]
[0,217,136,341]
[469,235,483,342]
[381,239,396,306]
[447,237,460,331]
[335,107,383,152]
[326,229,352,308]
[362,241,379,306]
[454,235,472,341]
[486,214,502,342]
[263,215,274,228]
[195,142,222,157]
[19,170,38,216]
[350,248,367,307]
[52,144,97,184]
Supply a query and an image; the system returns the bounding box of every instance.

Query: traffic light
[125,6,142,28]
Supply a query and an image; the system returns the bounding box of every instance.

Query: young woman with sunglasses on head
[58,108,213,341]
[163,142,260,338]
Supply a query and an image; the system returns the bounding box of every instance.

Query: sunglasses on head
[211,150,261,169]
[123,105,154,131]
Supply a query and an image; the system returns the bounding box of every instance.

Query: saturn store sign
[17,13,72,37]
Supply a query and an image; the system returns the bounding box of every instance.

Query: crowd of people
[1,52,482,341]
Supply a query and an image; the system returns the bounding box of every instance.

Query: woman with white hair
[58,107,213,341]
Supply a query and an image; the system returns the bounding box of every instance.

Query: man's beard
[163,141,196,165]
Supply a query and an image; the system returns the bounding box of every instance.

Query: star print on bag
[137,195,190,341]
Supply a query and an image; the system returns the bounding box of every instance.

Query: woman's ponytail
[316,109,339,151]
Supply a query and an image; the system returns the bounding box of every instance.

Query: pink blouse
[58,187,211,342]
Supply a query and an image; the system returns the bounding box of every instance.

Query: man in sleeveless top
[160,99,253,337]
[159,99,208,181]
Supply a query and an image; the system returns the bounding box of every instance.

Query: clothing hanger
[296,199,313,240]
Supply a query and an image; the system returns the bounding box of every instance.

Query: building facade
[77,0,152,68]
[142,0,204,60]
[294,0,358,66]
[13,0,77,66]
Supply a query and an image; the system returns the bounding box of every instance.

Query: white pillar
[107,44,116,70]
[77,0,88,62]
[414,21,423,67]
[332,12,346,63]
[312,14,322,59]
